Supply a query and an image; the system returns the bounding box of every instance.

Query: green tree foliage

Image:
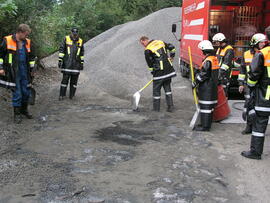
[0,0,17,36]
[0,0,17,19]
[0,0,181,57]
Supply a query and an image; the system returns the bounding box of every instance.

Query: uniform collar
[12,33,28,45]
[221,43,228,49]
[69,34,79,41]
[146,40,154,46]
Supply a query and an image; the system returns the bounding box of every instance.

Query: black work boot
[166,94,174,112]
[241,136,264,160]
[59,85,67,100]
[153,99,160,112]
[59,96,65,101]
[241,124,252,135]
[20,102,33,119]
[193,125,210,131]
[14,107,22,124]
[69,86,76,99]
[193,112,211,131]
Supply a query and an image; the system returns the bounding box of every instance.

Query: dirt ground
[0,66,270,203]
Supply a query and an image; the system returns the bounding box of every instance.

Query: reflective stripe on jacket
[239,50,254,85]
[197,55,219,105]
[144,40,176,81]
[59,35,84,75]
[216,45,234,71]
[0,34,35,89]
[249,46,270,115]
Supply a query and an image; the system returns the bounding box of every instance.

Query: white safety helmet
[212,33,226,42]
[250,33,267,46]
[198,40,214,50]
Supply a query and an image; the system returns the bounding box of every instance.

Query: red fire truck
[172,0,270,94]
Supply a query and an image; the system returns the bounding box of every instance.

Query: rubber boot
[194,112,212,131]
[14,107,22,124]
[241,136,264,160]
[69,86,76,99]
[241,124,252,135]
[59,85,67,101]
[20,102,33,119]
[153,99,160,112]
[166,94,174,112]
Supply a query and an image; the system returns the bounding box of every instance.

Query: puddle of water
[153,187,186,202]
[73,168,96,174]
[39,115,48,123]
[75,104,130,113]
[72,155,94,163]
[84,148,92,154]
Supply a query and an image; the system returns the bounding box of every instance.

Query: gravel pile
[83,7,181,99]
[43,7,182,100]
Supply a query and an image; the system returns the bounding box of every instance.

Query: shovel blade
[189,109,200,129]
[132,91,141,110]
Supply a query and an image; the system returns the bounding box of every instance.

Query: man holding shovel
[140,36,176,112]
[192,40,219,131]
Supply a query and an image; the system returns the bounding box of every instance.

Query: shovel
[132,79,153,110]
[188,46,200,129]
[28,57,38,105]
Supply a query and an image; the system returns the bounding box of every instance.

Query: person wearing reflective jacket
[212,33,234,96]
[58,27,84,100]
[238,33,267,135]
[192,40,219,131]
[140,36,176,112]
[241,28,270,160]
[0,24,36,124]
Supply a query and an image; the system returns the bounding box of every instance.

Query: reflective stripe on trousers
[199,100,217,105]
[252,114,269,138]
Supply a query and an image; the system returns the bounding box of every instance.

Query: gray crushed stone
[42,7,182,100]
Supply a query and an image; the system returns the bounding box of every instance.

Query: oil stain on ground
[95,121,157,146]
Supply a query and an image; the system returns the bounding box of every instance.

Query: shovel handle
[139,79,153,92]
[188,46,198,106]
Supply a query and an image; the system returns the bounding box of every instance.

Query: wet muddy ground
[0,70,270,203]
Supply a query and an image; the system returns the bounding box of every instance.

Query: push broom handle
[139,79,153,92]
[188,46,199,105]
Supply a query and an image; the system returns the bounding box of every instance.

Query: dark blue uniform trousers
[12,47,30,107]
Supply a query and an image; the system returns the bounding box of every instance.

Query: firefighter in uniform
[241,29,270,160]
[58,27,84,100]
[238,33,267,134]
[192,40,219,131]
[212,33,234,96]
[0,24,36,124]
[140,36,176,112]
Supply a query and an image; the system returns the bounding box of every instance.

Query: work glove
[218,69,227,82]
[218,74,224,82]
[58,60,63,69]
[192,81,198,89]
